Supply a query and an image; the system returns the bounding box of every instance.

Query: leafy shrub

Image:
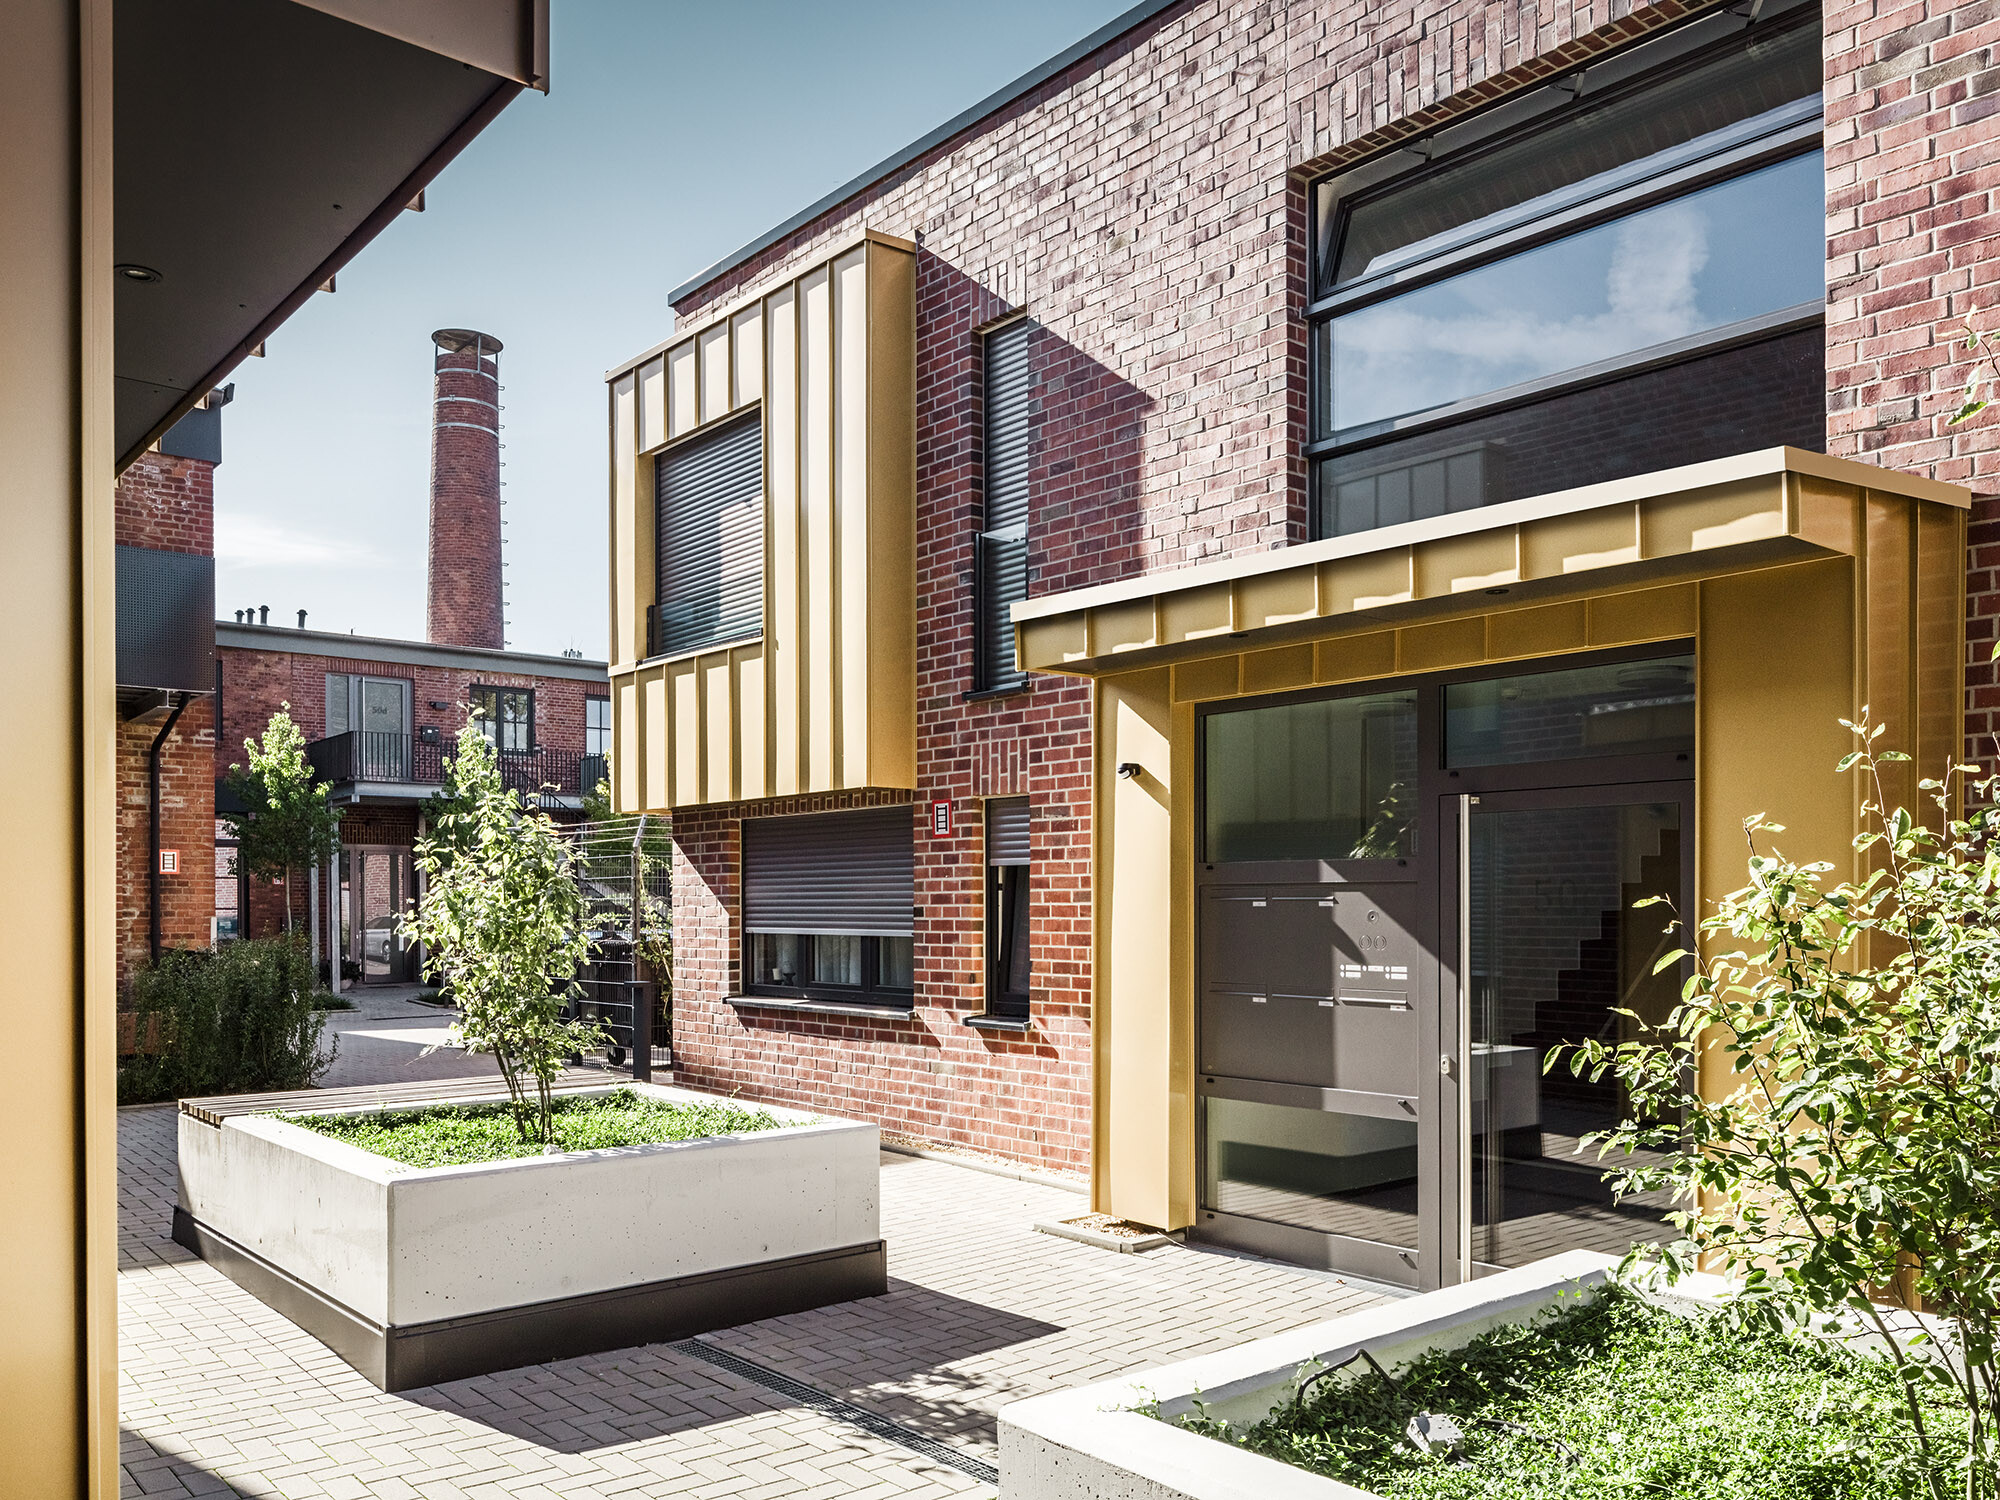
[118,937,336,1104]
[1565,717,2000,1499]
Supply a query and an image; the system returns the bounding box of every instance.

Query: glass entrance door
[344,846,415,984]
[1453,789,1689,1276]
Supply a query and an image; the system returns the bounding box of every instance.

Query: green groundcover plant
[1174,1285,1966,1500]
[284,1090,785,1168]
[1558,716,2000,1500]
[118,936,334,1104]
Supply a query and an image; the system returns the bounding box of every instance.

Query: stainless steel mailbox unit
[1195,652,1695,1290]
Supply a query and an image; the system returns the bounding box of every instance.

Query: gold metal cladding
[1081,460,1969,1241]
[1013,447,1971,678]
[603,232,916,812]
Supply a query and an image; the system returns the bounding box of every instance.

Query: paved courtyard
[119,1070,1391,1498]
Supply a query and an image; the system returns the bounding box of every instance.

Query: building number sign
[929,799,953,837]
[159,849,180,875]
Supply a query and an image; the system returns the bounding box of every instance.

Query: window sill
[727,995,916,1022]
[962,682,1033,704]
[964,1013,1031,1033]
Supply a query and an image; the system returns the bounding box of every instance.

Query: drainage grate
[669,1338,999,1488]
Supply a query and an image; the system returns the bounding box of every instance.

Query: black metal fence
[562,814,672,1076]
[307,730,605,806]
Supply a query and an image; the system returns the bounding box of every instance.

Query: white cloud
[214,513,386,569]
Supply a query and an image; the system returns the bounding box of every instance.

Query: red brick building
[215,620,609,976]
[115,334,609,989]
[608,0,2000,1283]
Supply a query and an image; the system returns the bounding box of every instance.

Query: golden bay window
[742,806,915,1008]
[652,409,764,658]
[1309,0,1825,537]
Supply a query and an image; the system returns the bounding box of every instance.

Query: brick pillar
[427,328,505,648]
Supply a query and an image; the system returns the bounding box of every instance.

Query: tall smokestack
[428,328,504,648]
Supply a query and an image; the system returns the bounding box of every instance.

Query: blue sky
[213,0,1132,660]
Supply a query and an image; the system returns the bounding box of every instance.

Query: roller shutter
[986,798,1030,866]
[976,318,1034,690]
[742,806,915,937]
[655,411,763,658]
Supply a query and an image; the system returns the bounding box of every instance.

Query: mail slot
[1199,882,1420,1095]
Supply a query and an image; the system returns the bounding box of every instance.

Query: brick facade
[1820,0,2000,766]
[115,697,217,984]
[216,642,597,767]
[640,0,2000,1175]
[115,449,215,556]
[218,634,605,942]
[115,450,219,988]
[427,333,506,649]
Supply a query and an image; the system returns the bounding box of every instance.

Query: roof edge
[664,0,1187,308]
[216,622,608,680]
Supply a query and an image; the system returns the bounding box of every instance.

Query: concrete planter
[998,1250,1618,1499]
[175,1082,884,1391]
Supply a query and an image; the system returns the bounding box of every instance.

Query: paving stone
[120,1101,1387,1497]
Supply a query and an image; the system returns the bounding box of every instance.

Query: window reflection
[1321,153,1824,436]
[1205,690,1417,862]
[1445,656,1694,768]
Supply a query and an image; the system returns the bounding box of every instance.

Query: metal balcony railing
[307,731,604,806]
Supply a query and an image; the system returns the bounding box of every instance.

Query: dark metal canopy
[113,0,548,469]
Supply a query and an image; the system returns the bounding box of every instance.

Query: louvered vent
[976,318,1034,690]
[655,411,763,658]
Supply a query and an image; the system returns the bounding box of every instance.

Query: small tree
[225,705,341,933]
[404,721,600,1145]
[1563,717,1999,1500]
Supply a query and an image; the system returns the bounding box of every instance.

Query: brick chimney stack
[427,328,504,648]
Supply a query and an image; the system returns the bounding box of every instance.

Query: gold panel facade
[1067,462,1966,1236]
[604,232,916,810]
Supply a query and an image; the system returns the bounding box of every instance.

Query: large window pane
[1204,690,1417,862]
[812,934,862,986]
[1322,20,1821,291]
[1467,801,1685,1268]
[1318,151,1824,437]
[1315,327,1823,534]
[1445,655,1694,768]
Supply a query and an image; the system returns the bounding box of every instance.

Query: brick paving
[119,1104,1389,1498]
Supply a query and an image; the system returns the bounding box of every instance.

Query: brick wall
[428,336,505,649]
[116,450,215,556]
[219,641,603,941]
[670,786,1092,1173]
[115,699,217,986]
[216,643,599,776]
[1823,0,2000,767]
[653,0,1727,1175]
[647,0,2000,1171]
[115,449,219,987]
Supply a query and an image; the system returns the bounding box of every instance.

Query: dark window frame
[742,932,916,1010]
[983,798,1030,1021]
[584,694,611,756]
[469,683,535,753]
[1304,5,1825,537]
[972,314,1035,694]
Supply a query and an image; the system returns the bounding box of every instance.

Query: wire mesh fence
[560,814,672,1074]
